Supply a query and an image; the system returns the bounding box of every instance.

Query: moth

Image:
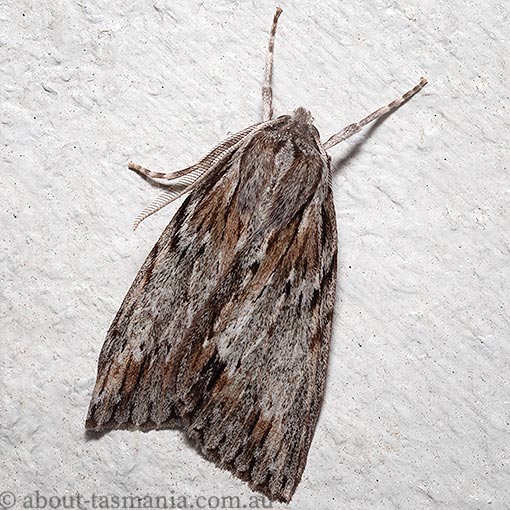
[86,8,427,503]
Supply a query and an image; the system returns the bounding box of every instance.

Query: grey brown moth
[86,8,427,503]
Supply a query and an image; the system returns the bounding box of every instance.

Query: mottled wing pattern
[86,112,337,503]
[86,117,288,429]
[87,116,287,430]
[167,122,337,502]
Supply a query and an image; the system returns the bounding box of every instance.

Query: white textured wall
[2,0,509,508]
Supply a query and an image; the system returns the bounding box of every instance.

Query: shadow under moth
[86,8,427,503]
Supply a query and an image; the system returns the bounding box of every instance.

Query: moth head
[288,107,321,143]
[291,107,313,126]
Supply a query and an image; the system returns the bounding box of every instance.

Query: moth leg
[323,77,427,150]
[131,120,271,229]
[129,115,285,229]
[128,161,199,186]
[127,119,266,186]
[262,7,283,121]
[128,161,167,180]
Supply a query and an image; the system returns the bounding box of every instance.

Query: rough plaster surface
[1,0,509,509]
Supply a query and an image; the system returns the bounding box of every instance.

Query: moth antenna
[131,120,282,228]
[133,185,190,230]
[323,77,428,150]
[128,120,268,187]
[262,7,283,121]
